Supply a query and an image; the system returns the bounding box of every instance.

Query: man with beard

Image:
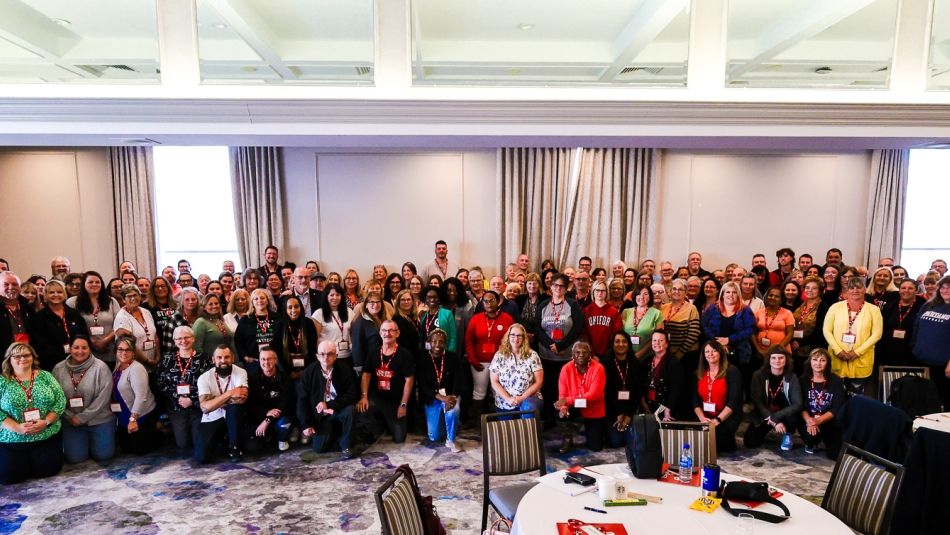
[280,267,325,317]
[0,271,36,356]
[300,341,359,459]
[245,348,294,453]
[196,345,249,463]
[257,245,284,279]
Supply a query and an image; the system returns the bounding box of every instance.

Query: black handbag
[719,481,791,523]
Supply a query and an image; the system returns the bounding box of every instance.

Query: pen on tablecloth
[584,506,607,514]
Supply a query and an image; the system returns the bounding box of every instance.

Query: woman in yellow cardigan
[822,277,883,396]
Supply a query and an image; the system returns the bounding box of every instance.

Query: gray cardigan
[115,360,156,418]
[52,356,115,427]
[749,368,803,424]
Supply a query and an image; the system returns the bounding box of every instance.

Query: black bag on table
[719,481,791,523]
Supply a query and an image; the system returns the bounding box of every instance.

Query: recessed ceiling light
[213,23,228,30]
[517,23,534,30]
[50,18,71,26]
[242,66,258,72]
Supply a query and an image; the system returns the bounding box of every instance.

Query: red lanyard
[767,378,785,405]
[69,368,88,394]
[430,354,445,386]
[380,343,399,370]
[797,300,816,325]
[17,370,36,405]
[424,310,438,334]
[811,380,826,412]
[896,303,913,326]
[176,352,195,381]
[289,323,302,351]
[92,305,100,326]
[56,310,70,339]
[133,311,150,338]
[576,365,590,388]
[214,373,231,394]
[706,372,716,403]
[665,302,684,322]
[614,358,629,385]
[331,312,348,341]
[5,302,23,331]
[552,300,564,320]
[846,302,864,333]
[632,307,646,330]
[762,309,779,332]
[323,369,334,401]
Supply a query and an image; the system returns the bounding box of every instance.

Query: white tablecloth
[511,463,851,535]
[913,412,950,433]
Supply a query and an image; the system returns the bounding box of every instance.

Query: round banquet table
[510,463,852,535]
[912,412,950,433]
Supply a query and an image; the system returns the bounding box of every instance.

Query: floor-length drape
[110,147,157,278]
[497,148,575,271]
[560,148,658,269]
[865,149,908,267]
[230,147,285,270]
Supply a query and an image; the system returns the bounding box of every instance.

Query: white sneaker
[278,441,290,452]
[446,440,462,453]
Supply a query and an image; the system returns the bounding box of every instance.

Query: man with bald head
[0,271,36,355]
[299,341,359,459]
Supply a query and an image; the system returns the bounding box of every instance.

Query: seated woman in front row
[745,346,802,451]
[797,348,846,459]
[692,340,742,453]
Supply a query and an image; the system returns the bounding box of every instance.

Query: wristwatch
[399,402,407,408]
[129,416,137,423]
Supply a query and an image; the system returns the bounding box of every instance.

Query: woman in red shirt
[692,340,742,452]
[554,341,606,453]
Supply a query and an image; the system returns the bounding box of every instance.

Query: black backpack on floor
[626,414,664,479]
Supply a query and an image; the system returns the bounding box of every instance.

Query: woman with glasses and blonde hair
[0,342,66,483]
[489,323,544,418]
[112,335,159,454]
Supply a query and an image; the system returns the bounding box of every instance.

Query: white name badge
[617,390,630,401]
[337,341,350,351]
[90,326,105,336]
[68,396,84,409]
[893,329,906,339]
[630,336,640,345]
[424,342,432,350]
[293,358,305,368]
[760,337,771,346]
[63,344,70,354]
[793,330,804,339]
[143,340,155,351]
[110,402,121,413]
[23,409,41,422]
[703,402,716,413]
[574,398,587,408]
[438,388,447,396]
[841,333,856,344]
[176,384,191,395]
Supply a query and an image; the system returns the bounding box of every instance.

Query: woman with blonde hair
[235,288,277,370]
[701,281,756,400]
[489,323,544,418]
[342,269,363,310]
[224,288,250,333]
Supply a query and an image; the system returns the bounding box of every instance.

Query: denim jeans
[195,404,245,463]
[424,399,460,441]
[62,420,116,464]
[312,405,355,452]
[497,396,544,420]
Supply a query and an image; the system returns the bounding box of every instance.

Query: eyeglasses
[366,301,382,305]
[509,334,525,338]
[551,283,565,289]
[316,352,337,357]
[173,336,195,342]
[10,354,32,360]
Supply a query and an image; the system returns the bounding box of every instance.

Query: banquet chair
[879,365,929,404]
[658,421,716,470]
[822,443,904,535]
[481,410,546,532]
[375,466,424,535]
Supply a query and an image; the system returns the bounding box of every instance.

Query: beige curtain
[560,148,659,269]
[864,149,909,267]
[110,147,157,278]
[230,147,285,269]
[497,148,575,272]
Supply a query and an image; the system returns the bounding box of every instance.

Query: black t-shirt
[767,373,790,411]
[363,345,415,404]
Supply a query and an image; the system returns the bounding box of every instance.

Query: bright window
[153,146,241,278]
[901,149,950,278]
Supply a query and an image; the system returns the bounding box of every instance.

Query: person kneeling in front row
[554,341,606,453]
[195,345,248,463]
[245,347,294,454]
[744,346,802,451]
[418,329,463,452]
[357,320,414,444]
[299,341,358,459]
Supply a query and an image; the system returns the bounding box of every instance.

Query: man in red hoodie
[464,291,514,436]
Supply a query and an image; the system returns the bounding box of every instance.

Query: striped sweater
[660,301,701,358]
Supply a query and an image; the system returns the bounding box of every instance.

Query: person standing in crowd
[224,288,250,334]
[32,280,89,370]
[195,345,248,463]
[692,340,742,452]
[0,342,66,484]
[877,279,925,368]
[114,285,159,365]
[660,279,701,368]
[536,274,584,426]
[912,275,950,409]
[791,276,828,375]
[257,245,283,280]
[112,336,159,454]
[822,277,883,396]
[465,291,514,434]
[276,295,318,378]
[702,282,756,400]
[753,287,795,357]
[422,240,460,282]
[235,288,278,371]
[419,286,458,353]
[621,285,663,360]
[583,281,620,359]
[245,347,294,453]
[798,348,846,459]
[0,272,38,356]
[52,334,115,464]
[312,284,354,372]
[192,293,234,358]
[357,320,414,444]
[67,271,120,367]
[145,277,177,347]
[489,323,544,417]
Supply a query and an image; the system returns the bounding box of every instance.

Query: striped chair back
[879,366,929,404]
[659,421,716,469]
[376,473,424,535]
[822,444,904,535]
[483,415,545,476]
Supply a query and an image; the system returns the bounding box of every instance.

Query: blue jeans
[312,405,355,452]
[497,396,544,420]
[63,420,116,464]
[424,399,460,442]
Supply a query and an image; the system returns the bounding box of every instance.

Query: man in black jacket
[245,348,295,453]
[299,340,358,459]
[0,271,38,357]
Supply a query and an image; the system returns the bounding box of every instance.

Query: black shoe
[340,448,356,460]
[229,447,243,463]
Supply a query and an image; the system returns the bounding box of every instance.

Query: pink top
[558,359,607,419]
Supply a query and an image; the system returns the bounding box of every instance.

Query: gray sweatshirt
[114,360,156,418]
[52,356,115,427]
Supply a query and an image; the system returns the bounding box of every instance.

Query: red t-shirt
[697,373,728,417]
[464,311,515,365]
[582,302,621,357]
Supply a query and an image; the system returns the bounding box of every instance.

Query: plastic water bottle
[678,443,693,483]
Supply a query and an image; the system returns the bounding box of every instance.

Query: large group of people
[1,243,949,485]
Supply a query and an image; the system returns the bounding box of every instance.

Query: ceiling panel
[929,0,950,90]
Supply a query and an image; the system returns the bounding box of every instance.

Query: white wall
[655,151,873,270]
[280,149,498,278]
[0,149,116,279]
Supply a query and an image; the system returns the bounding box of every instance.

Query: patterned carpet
[0,427,835,534]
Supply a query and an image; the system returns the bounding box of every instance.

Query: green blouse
[621,307,663,353]
[0,370,66,443]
